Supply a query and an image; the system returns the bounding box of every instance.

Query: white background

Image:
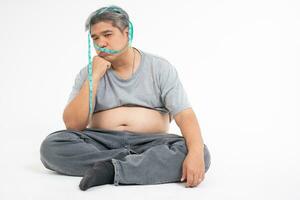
[0,0,299,199]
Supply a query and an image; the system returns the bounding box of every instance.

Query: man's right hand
[92,55,112,79]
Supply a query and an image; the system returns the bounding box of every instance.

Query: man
[40,5,211,191]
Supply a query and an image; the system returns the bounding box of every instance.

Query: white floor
[1,125,299,200]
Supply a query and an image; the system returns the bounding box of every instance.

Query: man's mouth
[98,52,110,57]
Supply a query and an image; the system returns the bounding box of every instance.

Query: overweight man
[40,5,211,191]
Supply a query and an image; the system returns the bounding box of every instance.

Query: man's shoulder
[141,49,173,69]
[75,65,88,79]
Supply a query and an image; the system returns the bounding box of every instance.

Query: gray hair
[85,5,130,33]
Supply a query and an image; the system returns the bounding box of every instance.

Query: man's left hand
[181,151,205,187]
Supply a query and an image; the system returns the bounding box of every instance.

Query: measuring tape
[86,6,134,122]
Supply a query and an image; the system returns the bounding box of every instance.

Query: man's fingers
[193,174,200,187]
[201,173,205,181]
[186,172,194,187]
[181,166,186,182]
[196,173,205,185]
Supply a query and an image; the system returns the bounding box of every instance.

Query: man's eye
[92,34,111,41]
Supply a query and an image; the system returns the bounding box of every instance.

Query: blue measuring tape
[86,6,134,121]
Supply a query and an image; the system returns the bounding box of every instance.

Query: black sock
[79,160,115,191]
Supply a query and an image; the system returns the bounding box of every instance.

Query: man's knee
[39,130,76,169]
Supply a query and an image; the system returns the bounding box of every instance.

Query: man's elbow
[64,122,87,131]
[63,114,87,131]
[174,108,194,125]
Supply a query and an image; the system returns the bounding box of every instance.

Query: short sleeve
[159,60,192,117]
[67,66,88,104]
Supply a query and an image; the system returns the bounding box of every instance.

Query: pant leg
[111,132,211,185]
[40,128,131,176]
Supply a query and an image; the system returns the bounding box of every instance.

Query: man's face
[90,21,129,61]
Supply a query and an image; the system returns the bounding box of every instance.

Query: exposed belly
[88,106,171,134]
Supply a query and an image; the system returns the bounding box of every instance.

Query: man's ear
[123,27,129,37]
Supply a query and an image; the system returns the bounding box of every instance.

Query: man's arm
[174,107,206,187]
[63,56,111,131]
[63,74,101,131]
[174,108,204,153]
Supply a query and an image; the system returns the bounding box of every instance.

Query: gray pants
[40,128,211,186]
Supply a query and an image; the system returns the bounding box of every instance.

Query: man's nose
[96,38,107,48]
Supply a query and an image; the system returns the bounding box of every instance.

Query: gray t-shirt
[67,48,192,120]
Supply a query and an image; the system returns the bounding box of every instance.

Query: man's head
[85,6,132,60]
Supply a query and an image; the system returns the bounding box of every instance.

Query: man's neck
[110,47,135,74]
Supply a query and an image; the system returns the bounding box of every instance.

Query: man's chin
[97,51,120,61]
[101,54,115,62]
